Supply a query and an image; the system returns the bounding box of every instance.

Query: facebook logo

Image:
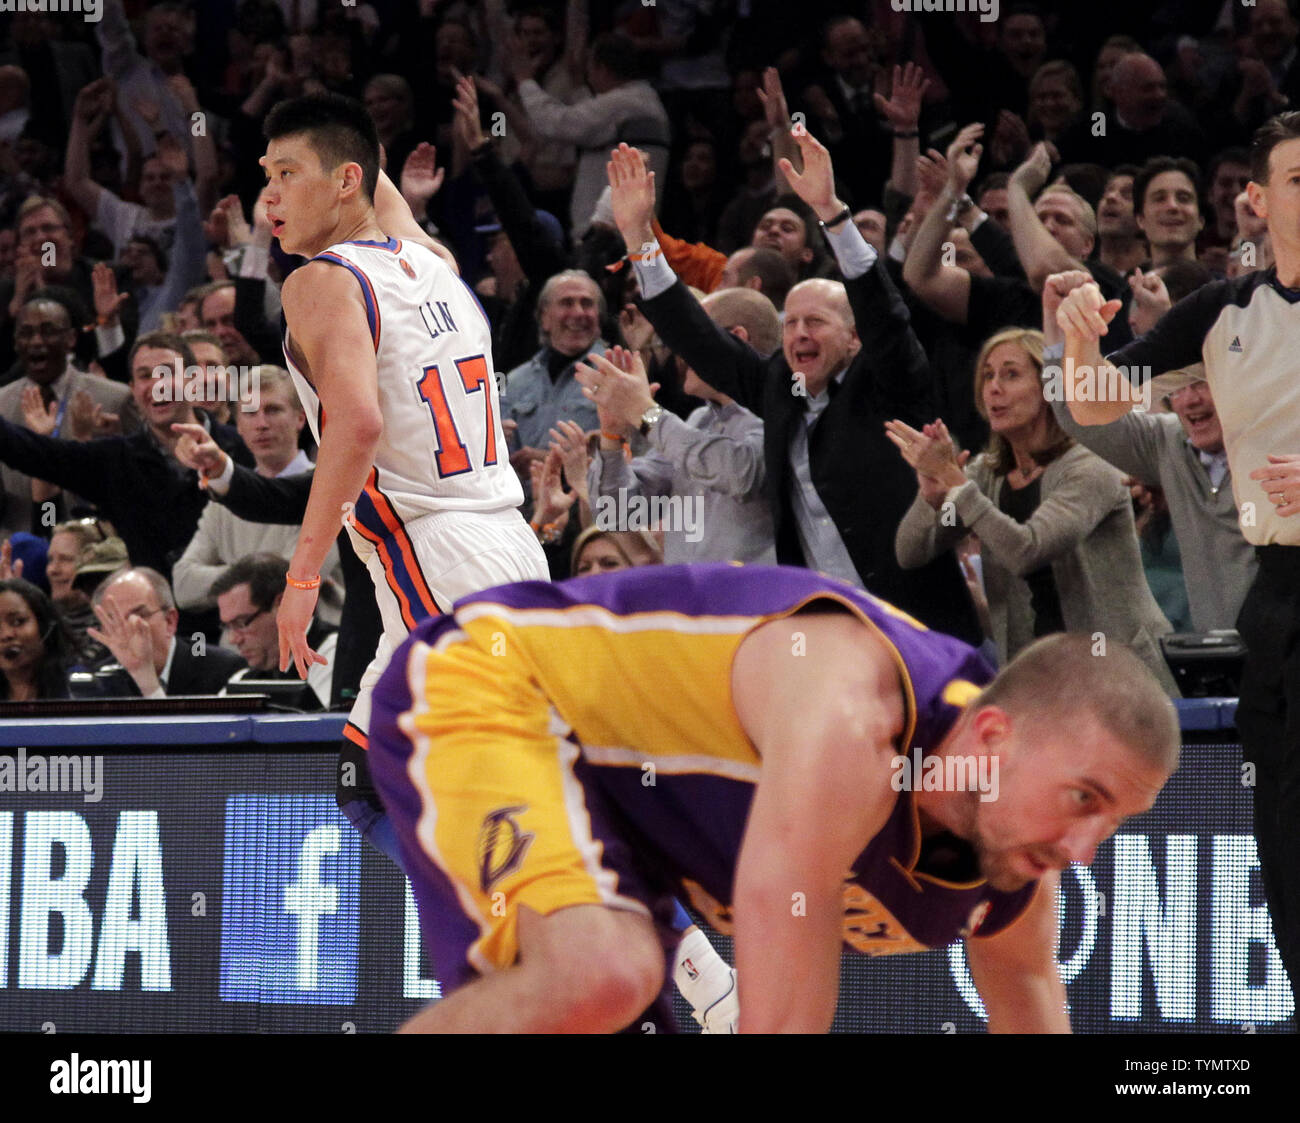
[220,796,359,1004]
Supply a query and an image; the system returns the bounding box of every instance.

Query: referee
[1055,111,1300,1021]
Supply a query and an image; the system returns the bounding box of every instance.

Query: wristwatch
[639,404,665,437]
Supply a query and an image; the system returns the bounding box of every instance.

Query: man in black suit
[605,138,981,645]
[798,16,893,212]
[86,566,245,697]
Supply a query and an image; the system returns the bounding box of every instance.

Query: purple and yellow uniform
[368,563,1039,994]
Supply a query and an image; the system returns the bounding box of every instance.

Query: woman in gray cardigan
[888,327,1177,694]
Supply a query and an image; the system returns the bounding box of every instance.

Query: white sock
[672,926,734,1010]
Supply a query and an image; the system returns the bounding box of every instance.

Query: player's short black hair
[264,92,380,203]
[1251,111,1300,185]
[210,552,290,611]
[1133,156,1201,217]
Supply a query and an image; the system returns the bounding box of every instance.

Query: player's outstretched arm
[730,613,904,1032]
[373,165,460,274]
[278,261,384,678]
[965,871,1071,1032]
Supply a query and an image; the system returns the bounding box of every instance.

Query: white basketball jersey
[282,237,522,549]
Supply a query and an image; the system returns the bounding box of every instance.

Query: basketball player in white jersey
[257,94,737,1031]
[259,92,549,802]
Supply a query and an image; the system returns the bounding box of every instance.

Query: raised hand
[778,129,843,221]
[874,63,929,133]
[1056,281,1122,344]
[451,71,486,152]
[400,141,445,212]
[225,195,253,245]
[1010,140,1057,197]
[945,122,984,194]
[74,78,114,128]
[606,143,657,251]
[914,147,949,211]
[1040,269,1095,343]
[20,385,58,437]
[1127,267,1172,336]
[0,538,23,582]
[990,109,1030,167]
[91,262,129,326]
[756,66,792,134]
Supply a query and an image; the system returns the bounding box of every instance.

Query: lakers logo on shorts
[478,805,535,893]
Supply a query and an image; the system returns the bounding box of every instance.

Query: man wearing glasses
[85,565,245,698]
[211,553,336,711]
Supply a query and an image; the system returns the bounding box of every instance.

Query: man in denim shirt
[504,270,606,509]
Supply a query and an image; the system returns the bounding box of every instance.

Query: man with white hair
[503,270,606,491]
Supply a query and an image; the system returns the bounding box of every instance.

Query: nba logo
[682,958,699,981]
[399,258,416,280]
[220,795,359,1004]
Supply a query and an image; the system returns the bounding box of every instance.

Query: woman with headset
[0,578,73,701]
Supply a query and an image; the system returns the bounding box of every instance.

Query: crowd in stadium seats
[0,0,1281,704]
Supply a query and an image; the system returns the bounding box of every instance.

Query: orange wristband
[600,430,626,443]
[286,573,321,590]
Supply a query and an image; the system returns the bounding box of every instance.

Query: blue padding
[0,715,254,748]
[1174,697,1240,731]
[252,714,349,743]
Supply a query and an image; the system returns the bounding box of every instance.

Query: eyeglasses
[224,606,269,633]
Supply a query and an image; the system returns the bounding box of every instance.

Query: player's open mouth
[794,347,818,364]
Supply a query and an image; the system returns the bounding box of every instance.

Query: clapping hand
[529,446,576,528]
[548,419,593,504]
[885,418,970,506]
[573,346,659,438]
